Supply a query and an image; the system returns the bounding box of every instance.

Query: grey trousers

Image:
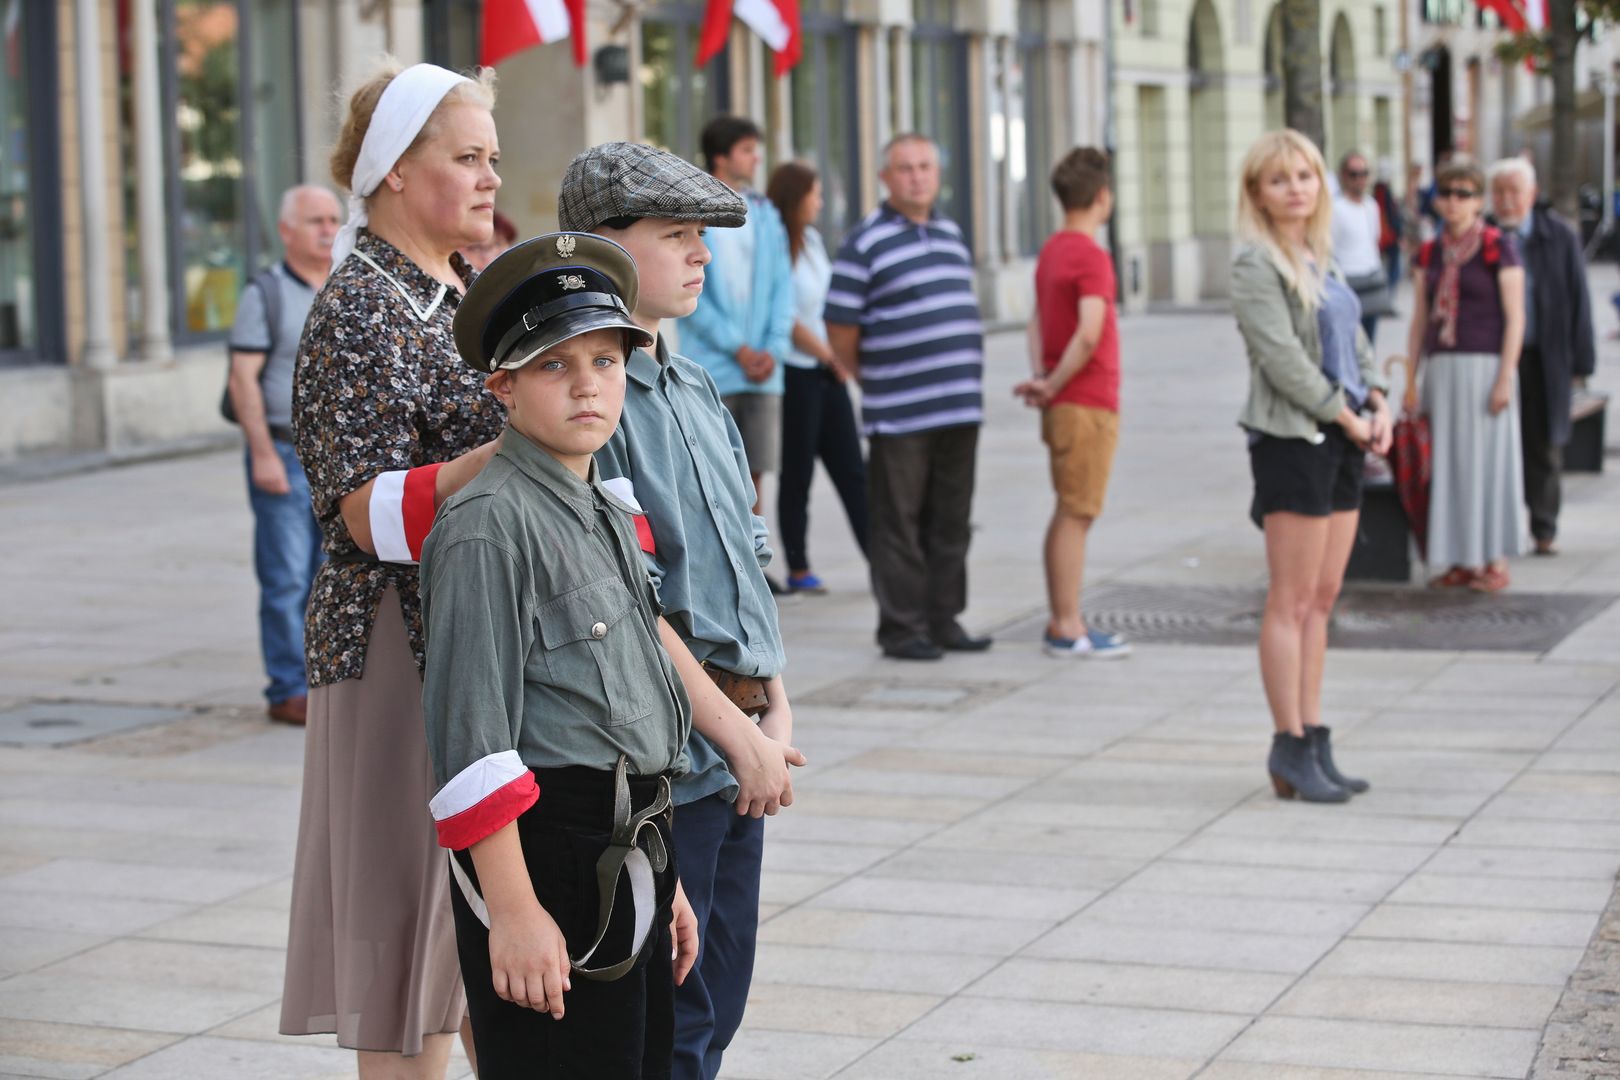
[1518,347,1562,542]
[866,424,979,649]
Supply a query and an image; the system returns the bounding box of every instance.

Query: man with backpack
[226,185,341,726]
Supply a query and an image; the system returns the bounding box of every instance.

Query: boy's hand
[488,902,572,1020]
[757,697,794,748]
[732,723,806,818]
[1013,376,1052,408]
[671,879,700,986]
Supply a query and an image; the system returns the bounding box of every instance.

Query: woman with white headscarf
[283,60,504,1077]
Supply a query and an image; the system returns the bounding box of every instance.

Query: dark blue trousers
[672,792,764,1080]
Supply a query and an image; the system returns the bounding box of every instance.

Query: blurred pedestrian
[282,60,506,1078]
[1405,159,1527,591]
[766,160,868,594]
[1488,156,1595,556]
[226,184,340,726]
[1331,150,1390,344]
[826,133,990,661]
[1015,147,1130,659]
[1373,158,1405,288]
[679,116,794,531]
[461,207,518,271]
[1232,129,1389,803]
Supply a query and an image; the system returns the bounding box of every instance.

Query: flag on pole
[697,0,802,77]
[480,0,586,69]
[1472,0,1549,33]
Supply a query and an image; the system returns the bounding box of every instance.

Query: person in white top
[1331,150,1390,344]
[766,160,869,595]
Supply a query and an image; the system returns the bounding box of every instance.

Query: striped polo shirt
[824,203,985,436]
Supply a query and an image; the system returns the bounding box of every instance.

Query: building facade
[4,0,1105,461]
[1111,0,1409,308]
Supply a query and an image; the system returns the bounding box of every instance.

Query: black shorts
[1248,425,1365,525]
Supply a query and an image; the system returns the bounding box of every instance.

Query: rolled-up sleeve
[421,534,539,850]
[1232,252,1344,423]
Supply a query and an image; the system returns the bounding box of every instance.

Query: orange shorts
[1041,404,1119,520]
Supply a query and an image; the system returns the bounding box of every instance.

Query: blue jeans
[672,793,764,1080]
[246,440,324,703]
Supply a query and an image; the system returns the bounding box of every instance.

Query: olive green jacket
[1231,244,1387,441]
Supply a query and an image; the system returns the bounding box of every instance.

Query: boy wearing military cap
[558,141,804,1080]
[420,232,707,1077]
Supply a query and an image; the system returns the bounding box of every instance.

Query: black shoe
[934,627,993,652]
[883,638,945,661]
[1268,732,1350,803]
[1307,725,1369,794]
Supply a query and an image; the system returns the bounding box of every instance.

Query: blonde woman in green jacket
[1231,130,1392,804]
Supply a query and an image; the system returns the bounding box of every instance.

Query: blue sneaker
[786,572,827,594]
[1043,628,1132,659]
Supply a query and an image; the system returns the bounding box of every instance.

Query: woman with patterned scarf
[1404,159,1528,592]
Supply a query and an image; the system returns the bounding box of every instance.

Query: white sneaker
[1042,629,1132,659]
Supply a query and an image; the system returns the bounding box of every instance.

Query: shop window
[1015,0,1052,255]
[643,2,730,166]
[424,0,483,72]
[789,3,860,248]
[142,0,300,340]
[0,0,63,364]
[910,0,972,236]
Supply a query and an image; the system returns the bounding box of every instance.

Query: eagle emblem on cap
[558,274,587,290]
[556,234,577,257]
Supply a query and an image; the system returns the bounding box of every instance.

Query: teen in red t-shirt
[1015,147,1130,659]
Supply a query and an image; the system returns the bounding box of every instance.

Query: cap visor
[497,309,655,371]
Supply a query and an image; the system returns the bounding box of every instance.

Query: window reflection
[175,0,244,333]
[0,0,36,351]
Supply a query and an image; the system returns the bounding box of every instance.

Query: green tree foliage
[1496,0,1620,218]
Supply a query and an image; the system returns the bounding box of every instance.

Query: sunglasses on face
[1436,187,1479,200]
[1345,169,1370,179]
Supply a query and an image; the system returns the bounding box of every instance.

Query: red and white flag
[697,0,802,77]
[480,0,586,69]
[1473,0,1547,32]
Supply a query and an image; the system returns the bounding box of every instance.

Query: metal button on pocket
[591,621,608,639]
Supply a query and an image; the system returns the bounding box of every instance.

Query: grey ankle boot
[1268,732,1350,803]
[1307,725,1369,794]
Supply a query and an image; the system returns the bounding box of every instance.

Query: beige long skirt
[280,587,465,1055]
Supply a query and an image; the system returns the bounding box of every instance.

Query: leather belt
[702,662,770,715]
[269,423,295,444]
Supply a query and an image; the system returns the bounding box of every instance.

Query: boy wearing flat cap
[558,142,804,1080]
[420,232,705,1078]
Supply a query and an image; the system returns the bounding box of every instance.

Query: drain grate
[1001,582,1617,653]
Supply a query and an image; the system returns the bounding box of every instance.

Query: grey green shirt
[421,426,691,794]
[595,336,786,807]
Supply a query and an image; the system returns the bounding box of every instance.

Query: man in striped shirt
[825,133,990,661]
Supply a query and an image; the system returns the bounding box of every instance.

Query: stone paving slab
[3,312,1619,1078]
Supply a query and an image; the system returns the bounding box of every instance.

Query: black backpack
[220,266,285,424]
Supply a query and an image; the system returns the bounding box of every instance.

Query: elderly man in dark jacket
[1489,157,1597,554]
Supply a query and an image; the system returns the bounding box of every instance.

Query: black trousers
[451,768,676,1080]
[777,364,869,573]
[866,424,979,649]
[1518,346,1562,542]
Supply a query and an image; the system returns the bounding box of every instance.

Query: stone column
[72,0,115,370]
[131,0,171,365]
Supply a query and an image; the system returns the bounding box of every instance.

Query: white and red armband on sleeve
[600,476,657,555]
[368,464,445,563]
[428,750,540,850]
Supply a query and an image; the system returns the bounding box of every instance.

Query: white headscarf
[331,63,472,266]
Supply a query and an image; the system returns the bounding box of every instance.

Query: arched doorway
[1329,13,1358,165]
[1263,3,1284,131]
[1188,0,1230,297]
[1426,46,1454,166]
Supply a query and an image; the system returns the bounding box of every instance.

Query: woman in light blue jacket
[1231,130,1392,804]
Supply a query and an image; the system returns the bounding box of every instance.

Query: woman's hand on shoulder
[488,900,572,1019]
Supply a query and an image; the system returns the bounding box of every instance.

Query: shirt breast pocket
[537,577,654,727]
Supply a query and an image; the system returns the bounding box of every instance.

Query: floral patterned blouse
[293,229,505,688]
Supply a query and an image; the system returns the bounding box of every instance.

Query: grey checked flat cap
[557,142,747,233]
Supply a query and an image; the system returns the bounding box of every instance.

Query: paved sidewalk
[2,307,1619,1079]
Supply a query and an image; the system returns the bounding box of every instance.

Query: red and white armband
[600,476,657,555]
[428,750,540,850]
[369,464,444,563]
